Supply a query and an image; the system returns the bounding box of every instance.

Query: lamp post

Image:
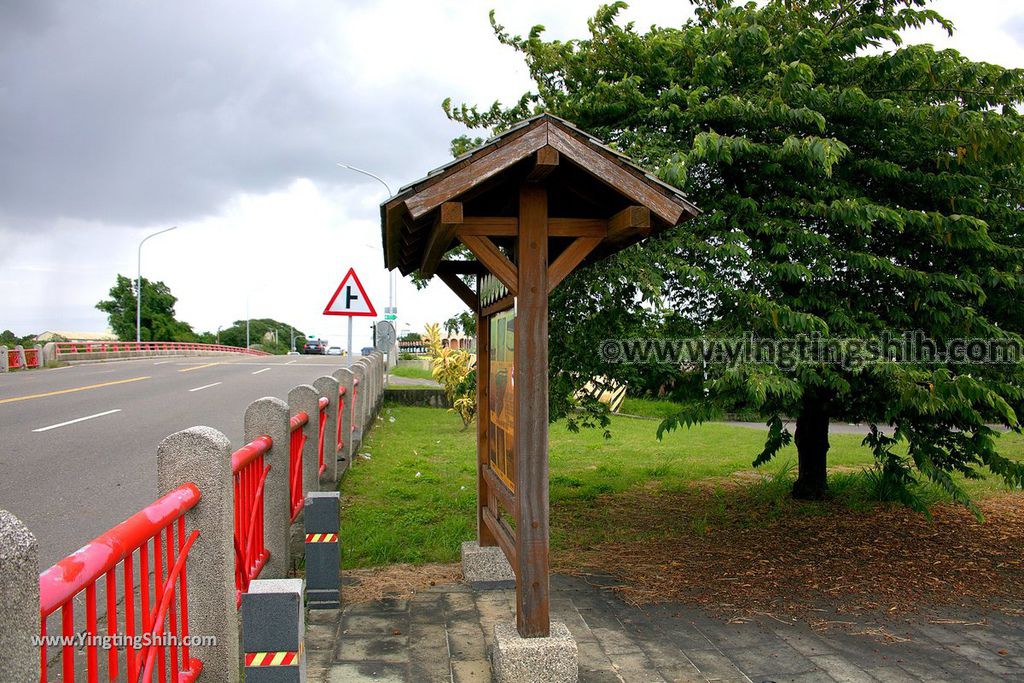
[136,226,178,343]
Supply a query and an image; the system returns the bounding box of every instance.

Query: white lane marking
[188,382,223,392]
[33,409,122,433]
[252,368,271,375]
[153,360,174,365]
[285,360,297,365]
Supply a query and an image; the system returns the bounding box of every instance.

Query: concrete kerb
[157,426,239,683]
[492,621,579,683]
[288,384,321,504]
[331,368,354,477]
[312,376,340,485]
[0,510,40,681]
[244,397,291,579]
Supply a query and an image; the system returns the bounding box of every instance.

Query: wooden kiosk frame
[381,114,698,637]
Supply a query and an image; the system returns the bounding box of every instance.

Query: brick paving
[305,575,1024,682]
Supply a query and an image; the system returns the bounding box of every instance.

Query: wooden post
[476,290,497,547]
[514,183,550,637]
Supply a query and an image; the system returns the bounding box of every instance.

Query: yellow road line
[0,376,151,404]
[179,362,221,373]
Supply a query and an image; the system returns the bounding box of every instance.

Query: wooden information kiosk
[381,114,698,638]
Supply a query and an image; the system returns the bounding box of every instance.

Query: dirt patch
[552,486,1024,625]
[343,562,461,604]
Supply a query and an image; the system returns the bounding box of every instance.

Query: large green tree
[447,0,1024,509]
[96,275,199,342]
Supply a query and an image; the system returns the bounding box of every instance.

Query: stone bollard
[245,397,291,579]
[0,346,7,373]
[32,344,43,368]
[288,384,321,502]
[13,344,26,370]
[332,368,354,477]
[304,492,340,609]
[241,579,306,681]
[0,511,40,681]
[157,427,239,682]
[312,376,340,485]
[350,363,366,451]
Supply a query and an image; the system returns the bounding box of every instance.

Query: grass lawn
[342,404,1024,571]
[389,365,435,381]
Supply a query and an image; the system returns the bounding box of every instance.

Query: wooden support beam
[607,205,651,242]
[421,202,463,277]
[476,306,497,547]
[514,183,550,638]
[526,146,559,183]
[482,506,517,571]
[482,466,516,517]
[437,260,485,276]
[548,218,607,238]
[547,236,603,293]
[437,271,478,310]
[456,216,518,237]
[459,235,518,295]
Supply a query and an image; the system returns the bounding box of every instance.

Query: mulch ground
[551,484,1024,627]
[343,562,460,604]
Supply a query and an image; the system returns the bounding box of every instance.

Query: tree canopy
[446,0,1024,511]
[96,275,200,342]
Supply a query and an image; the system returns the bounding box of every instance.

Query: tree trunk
[792,396,830,500]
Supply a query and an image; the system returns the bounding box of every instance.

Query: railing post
[288,384,321,500]
[313,376,340,485]
[33,344,43,368]
[0,511,40,681]
[371,352,383,410]
[244,397,291,579]
[350,362,367,451]
[13,344,26,370]
[332,368,354,477]
[157,427,240,682]
[0,346,7,373]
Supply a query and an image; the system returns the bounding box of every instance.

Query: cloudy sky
[1,1,1022,349]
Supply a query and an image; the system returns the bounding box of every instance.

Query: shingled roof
[380,113,698,275]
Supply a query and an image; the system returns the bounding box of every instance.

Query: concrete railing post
[0,511,40,681]
[332,368,354,476]
[0,346,8,373]
[13,345,26,370]
[157,427,239,682]
[350,362,367,450]
[312,376,340,485]
[244,397,291,579]
[32,344,43,368]
[288,384,320,501]
[42,342,57,365]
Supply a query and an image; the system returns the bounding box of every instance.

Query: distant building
[35,330,118,342]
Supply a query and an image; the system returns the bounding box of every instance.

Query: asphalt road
[0,354,354,568]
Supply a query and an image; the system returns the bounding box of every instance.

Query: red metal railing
[336,386,347,451]
[6,348,41,369]
[53,341,270,357]
[232,435,272,607]
[39,484,203,683]
[289,413,308,521]
[317,396,329,476]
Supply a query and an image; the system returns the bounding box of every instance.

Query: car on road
[302,339,327,355]
[326,346,342,356]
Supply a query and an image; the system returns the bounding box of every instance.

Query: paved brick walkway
[306,575,1024,682]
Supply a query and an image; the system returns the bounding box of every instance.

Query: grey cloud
[0,0,462,229]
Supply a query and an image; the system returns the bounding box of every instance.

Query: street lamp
[136,226,178,343]
[336,162,397,316]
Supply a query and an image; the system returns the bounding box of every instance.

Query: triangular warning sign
[323,268,377,317]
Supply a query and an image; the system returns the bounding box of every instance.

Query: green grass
[342,403,1024,569]
[389,365,435,381]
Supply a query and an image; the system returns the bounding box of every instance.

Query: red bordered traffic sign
[323,267,377,317]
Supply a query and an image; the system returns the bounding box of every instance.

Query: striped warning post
[245,648,300,666]
[304,533,338,543]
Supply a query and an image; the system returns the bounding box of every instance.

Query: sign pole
[346,317,353,367]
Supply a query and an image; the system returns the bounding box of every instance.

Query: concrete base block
[460,541,514,587]
[492,621,578,683]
